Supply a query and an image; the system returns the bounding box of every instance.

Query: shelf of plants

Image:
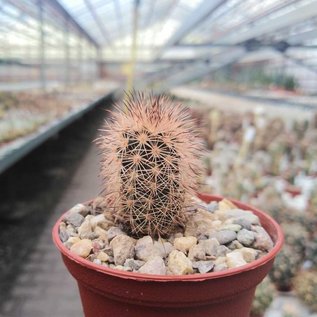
[0,84,118,174]
[195,78,317,111]
[173,95,317,317]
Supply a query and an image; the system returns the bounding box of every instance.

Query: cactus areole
[96,93,203,238]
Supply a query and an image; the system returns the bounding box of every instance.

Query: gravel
[59,197,274,275]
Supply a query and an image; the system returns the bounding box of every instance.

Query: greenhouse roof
[1,0,317,84]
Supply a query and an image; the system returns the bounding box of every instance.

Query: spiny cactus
[250,277,276,317]
[281,222,309,259]
[269,245,302,291]
[97,92,203,238]
[306,235,317,269]
[293,270,317,312]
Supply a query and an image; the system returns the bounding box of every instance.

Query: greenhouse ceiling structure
[1,0,317,90]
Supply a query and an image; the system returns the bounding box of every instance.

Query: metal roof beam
[288,28,317,44]
[175,42,317,51]
[46,0,99,47]
[155,48,246,92]
[113,0,123,38]
[6,0,99,47]
[83,0,112,46]
[154,0,227,60]
[218,1,317,44]
[283,53,317,75]
[6,0,99,46]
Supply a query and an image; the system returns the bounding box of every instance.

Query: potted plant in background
[293,270,317,314]
[250,277,276,317]
[53,92,283,317]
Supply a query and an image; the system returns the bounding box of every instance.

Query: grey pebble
[237,229,255,246]
[59,229,69,243]
[107,226,125,241]
[252,226,274,251]
[124,258,145,271]
[66,225,78,237]
[216,245,230,256]
[232,217,252,230]
[199,238,219,256]
[207,202,218,213]
[139,256,166,275]
[214,263,228,272]
[64,213,84,227]
[66,204,89,217]
[193,260,214,273]
[227,240,244,250]
[225,210,259,225]
[213,230,237,245]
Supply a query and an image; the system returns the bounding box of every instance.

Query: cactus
[293,270,317,312]
[97,92,203,238]
[269,245,302,291]
[250,277,276,317]
[306,235,317,268]
[281,222,309,259]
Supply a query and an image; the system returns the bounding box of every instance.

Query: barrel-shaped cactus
[269,245,302,291]
[306,235,317,269]
[97,93,203,238]
[281,222,309,259]
[293,270,317,312]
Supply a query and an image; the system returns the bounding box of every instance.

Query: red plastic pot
[285,185,301,197]
[52,194,283,317]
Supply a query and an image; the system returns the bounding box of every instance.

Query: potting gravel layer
[59,196,274,275]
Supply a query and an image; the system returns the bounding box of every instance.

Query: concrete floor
[1,144,101,317]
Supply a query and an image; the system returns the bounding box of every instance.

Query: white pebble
[168,250,193,275]
[70,239,92,258]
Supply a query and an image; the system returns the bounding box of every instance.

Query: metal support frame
[5,0,97,48]
[126,0,140,92]
[64,18,70,86]
[155,48,246,92]
[113,0,124,38]
[77,37,83,82]
[283,53,317,75]
[96,47,102,80]
[84,0,112,46]
[148,0,179,52]
[0,4,58,47]
[204,0,300,45]
[38,0,46,90]
[217,1,317,44]
[174,42,317,51]
[154,0,227,60]
[46,0,99,48]
[288,29,317,44]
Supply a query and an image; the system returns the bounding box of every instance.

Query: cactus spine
[97,93,203,238]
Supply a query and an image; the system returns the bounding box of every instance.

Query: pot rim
[52,193,283,282]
